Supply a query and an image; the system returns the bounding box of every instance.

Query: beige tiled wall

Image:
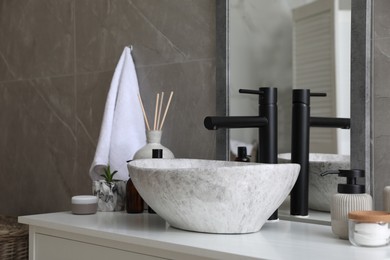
[0,0,216,216]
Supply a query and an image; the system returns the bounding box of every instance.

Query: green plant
[100,165,118,183]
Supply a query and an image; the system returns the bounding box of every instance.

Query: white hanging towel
[89,47,146,181]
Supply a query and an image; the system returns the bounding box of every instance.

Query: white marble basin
[278,153,350,212]
[128,159,300,234]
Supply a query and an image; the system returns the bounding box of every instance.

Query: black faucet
[290,89,351,216]
[204,87,278,220]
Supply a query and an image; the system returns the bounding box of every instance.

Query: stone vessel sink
[278,153,350,212]
[128,159,300,234]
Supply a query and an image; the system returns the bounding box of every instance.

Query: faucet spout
[204,116,268,130]
[204,87,279,220]
[290,89,351,216]
[310,117,351,129]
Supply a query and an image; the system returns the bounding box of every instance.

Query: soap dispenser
[321,169,373,239]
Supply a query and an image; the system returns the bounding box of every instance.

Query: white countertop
[19,212,390,260]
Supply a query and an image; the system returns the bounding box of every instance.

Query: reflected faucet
[290,89,351,217]
[204,87,278,220]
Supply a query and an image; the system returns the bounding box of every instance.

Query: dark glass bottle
[235,146,250,162]
[126,161,144,213]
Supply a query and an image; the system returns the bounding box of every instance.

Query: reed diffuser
[133,91,175,159]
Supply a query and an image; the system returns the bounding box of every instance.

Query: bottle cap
[237,146,247,158]
[152,149,163,158]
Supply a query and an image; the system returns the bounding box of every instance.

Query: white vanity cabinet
[19,212,390,260]
[33,231,163,260]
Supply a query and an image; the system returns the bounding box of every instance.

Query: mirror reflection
[228,0,351,161]
[225,0,352,220]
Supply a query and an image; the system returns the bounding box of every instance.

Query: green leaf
[111,170,118,179]
[101,165,118,183]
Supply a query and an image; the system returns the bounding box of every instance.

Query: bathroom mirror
[215,0,367,224]
[217,0,351,161]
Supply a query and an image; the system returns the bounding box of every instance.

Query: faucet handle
[240,88,277,104]
[293,89,325,104]
[310,92,327,97]
[239,89,264,95]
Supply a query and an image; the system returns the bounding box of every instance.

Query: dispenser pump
[321,169,366,194]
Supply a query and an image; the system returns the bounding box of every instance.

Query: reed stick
[159,91,174,130]
[153,93,160,130]
[137,93,150,131]
[157,92,164,130]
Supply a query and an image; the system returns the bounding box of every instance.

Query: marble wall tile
[374,97,390,137]
[373,0,390,209]
[131,0,216,60]
[75,0,193,72]
[0,77,77,215]
[373,135,390,209]
[75,0,217,160]
[136,60,216,159]
[75,71,113,183]
[0,0,75,81]
[75,72,112,141]
[373,37,390,98]
[373,0,390,39]
[374,97,390,208]
[0,0,216,216]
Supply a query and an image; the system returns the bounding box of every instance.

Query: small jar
[71,195,98,215]
[348,211,390,247]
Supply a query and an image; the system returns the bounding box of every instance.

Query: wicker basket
[0,216,28,260]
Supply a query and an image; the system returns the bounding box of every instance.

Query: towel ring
[129,45,134,51]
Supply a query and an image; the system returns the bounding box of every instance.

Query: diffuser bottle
[133,131,174,160]
[322,169,373,239]
[135,91,174,160]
